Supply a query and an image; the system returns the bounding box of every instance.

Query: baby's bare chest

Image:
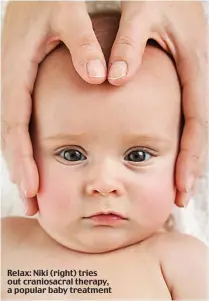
[2,244,171,300]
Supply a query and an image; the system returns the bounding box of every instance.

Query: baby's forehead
[32,44,180,145]
[33,11,180,125]
[34,43,180,110]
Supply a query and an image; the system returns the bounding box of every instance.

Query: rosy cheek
[36,161,73,216]
[134,171,175,227]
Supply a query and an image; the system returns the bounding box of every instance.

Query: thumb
[107,2,151,86]
[51,2,107,85]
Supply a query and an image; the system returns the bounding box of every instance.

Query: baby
[2,13,208,300]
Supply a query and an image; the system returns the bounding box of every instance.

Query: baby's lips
[84,210,128,220]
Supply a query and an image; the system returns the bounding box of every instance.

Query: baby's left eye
[124,150,151,162]
[59,149,87,162]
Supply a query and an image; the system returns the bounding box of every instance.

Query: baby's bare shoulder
[1,216,38,248]
[148,231,209,299]
[147,230,208,263]
[149,230,208,252]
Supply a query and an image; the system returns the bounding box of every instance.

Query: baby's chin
[37,216,153,254]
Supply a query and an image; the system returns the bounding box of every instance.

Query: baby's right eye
[59,149,87,162]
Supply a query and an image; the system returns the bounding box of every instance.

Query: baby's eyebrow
[43,132,86,142]
[124,134,172,147]
[43,133,171,143]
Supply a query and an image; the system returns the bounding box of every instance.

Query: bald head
[32,13,181,153]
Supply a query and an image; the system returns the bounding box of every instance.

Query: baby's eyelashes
[124,150,151,162]
[53,146,156,166]
[59,149,87,162]
[54,146,88,165]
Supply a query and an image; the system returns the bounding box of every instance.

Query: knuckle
[76,34,98,50]
[190,153,201,162]
[114,35,136,50]
[74,34,101,66]
[181,149,200,162]
[1,119,11,150]
[1,120,25,150]
[187,116,208,132]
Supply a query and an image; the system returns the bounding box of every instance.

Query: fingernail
[21,196,28,216]
[108,61,127,80]
[186,175,194,193]
[24,206,28,216]
[21,180,29,198]
[86,59,106,78]
[18,186,28,215]
[182,192,191,207]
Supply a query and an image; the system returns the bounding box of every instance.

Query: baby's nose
[85,183,121,197]
[84,161,124,197]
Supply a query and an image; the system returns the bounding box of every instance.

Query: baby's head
[32,13,181,253]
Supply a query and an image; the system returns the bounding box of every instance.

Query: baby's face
[32,44,181,253]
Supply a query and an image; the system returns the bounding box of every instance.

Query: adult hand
[2,1,108,215]
[2,2,207,215]
[107,1,207,207]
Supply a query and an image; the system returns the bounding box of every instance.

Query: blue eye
[124,150,151,162]
[59,149,87,162]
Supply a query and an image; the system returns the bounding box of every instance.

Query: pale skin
[1,2,208,215]
[1,16,209,299]
[2,218,208,300]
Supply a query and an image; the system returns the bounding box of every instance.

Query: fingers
[107,2,150,85]
[2,119,39,214]
[174,45,208,207]
[2,2,51,215]
[1,64,34,190]
[51,2,107,84]
[25,197,39,217]
[19,193,39,217]
[175,119,207,207]
[1,70,39,212]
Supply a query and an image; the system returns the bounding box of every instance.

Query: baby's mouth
[83,211,128,225]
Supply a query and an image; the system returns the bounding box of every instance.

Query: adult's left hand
[107,1,207,207]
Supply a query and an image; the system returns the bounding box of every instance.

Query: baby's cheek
[150,177,175,222]
[136,171,175,227]
[37,165,75,221]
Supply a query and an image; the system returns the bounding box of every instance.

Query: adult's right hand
[2,2,108,215]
